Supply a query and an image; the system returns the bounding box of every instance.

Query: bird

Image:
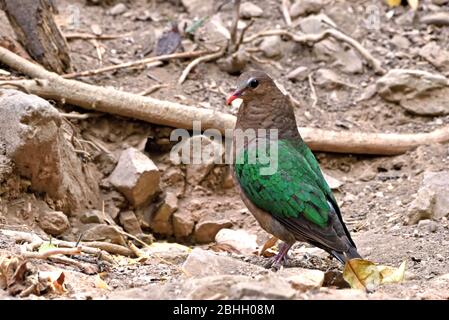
[227,70,361,269]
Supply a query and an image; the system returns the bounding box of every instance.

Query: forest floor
[1,0,449,300]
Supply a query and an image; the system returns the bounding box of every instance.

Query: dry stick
[244,29,386,75]
[139,84,169,96]
[178,49,225,84]
[59,112,103,120]
[229,0,242,48]
[1,47,449,155]
[63,50,210,79]
[281,0,292,27]
[64,32,131,40]
[308,73,318,109]
[22,247,81,259]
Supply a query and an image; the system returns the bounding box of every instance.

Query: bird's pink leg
[265,242,292,270]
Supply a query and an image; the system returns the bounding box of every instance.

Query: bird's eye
[248,78,259,89]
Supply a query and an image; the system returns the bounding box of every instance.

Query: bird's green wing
[234,139,333,228]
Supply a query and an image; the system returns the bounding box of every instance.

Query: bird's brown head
[226,70,276,106]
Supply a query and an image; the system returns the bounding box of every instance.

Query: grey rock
[299,14,336,34]
[419,42,449,72]
[181,0,214,16]
[109,148,160,207]
[314,68,347,89]
[240,2,263,19]
[0,89,100,214]
[80,210,105,224]
[230,276,296,299]
[38,211,70,236]
[286,66,309,82]
[417,219,438,233]
[277,268,325,291]
[194,214,233,243]
[119,211,142,235]
[150,192,178,235]
[108,3,127,16]
[408,171,449,224]
[391,35,411,50]
[182,248,265,277]
[83,225,126,246]
[376,69,449,116]
[173,209,195,239]
[259,36,282,58]
[290,0,324,18]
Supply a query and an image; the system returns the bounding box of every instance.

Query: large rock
[419,42,449,73]
[182,248,265,277]
[119,211,142,235]
[109,148,160,207]
[173,209,195,239]
[259,36,282,58]
[149,192,178,235]
[408,171,449,224]
[230,276,296,299]
[194,214,233,243]
[277,268,325,291]
[38,211,70,236]
[240,2,263,19]
[214,229,258,255]
[82,225,126,246]
[290,0,324,18]
[0,89,100,214]
[181,0,214,16]
[376,69,449,116]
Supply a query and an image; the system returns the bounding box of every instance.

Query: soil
[1,0,449,300]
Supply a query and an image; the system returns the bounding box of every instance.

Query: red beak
[226,90,242,105]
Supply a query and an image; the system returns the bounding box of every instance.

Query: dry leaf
[378,261,406,284]
[344,259,407,291]
[343,259,381,291]
[94,274,110,290]
[260,236,279,257]
[386,0,419,9]
[39,271,67,294]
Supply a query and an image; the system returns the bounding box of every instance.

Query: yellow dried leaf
[408,0,419,10]
[39,271,67,294]
[38,242,57,253]
[378,261,406,284]
[94,274,110,290]
[386,0,401,7]
[386,0,419,9]
[260,236,278,257]
[343,259,381,291]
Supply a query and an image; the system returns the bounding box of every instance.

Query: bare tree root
[1,46,448,155]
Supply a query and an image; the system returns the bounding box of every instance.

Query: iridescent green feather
[234,139,332,228]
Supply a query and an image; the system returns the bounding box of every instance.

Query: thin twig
[64,32,131,40]
[244,29,386,74]
[139,84,169,96]
[229,0,242,47]
[178,49,225,84]
[308,73,318,109]
[48,255,99,274]
[63,50,210,79]
[22,247,81,259]
[60,112,103,120]
[249,54,284,70]
[281,0,292,27]
[235,19,255,52]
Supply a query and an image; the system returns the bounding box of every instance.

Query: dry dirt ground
[1,0,449,300]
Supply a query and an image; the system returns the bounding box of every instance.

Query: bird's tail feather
[331,246,362,264]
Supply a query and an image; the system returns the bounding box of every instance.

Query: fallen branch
[1,46,448,155]
[178,49,225,84]
[63,50,210,79]
[244,29,386,75]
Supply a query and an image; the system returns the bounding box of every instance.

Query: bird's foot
[263,242,292,271]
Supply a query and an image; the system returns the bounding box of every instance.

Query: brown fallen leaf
[39,271,67,294]
[343,258,407,291]
[386,0,419,10]
[260,236,279,257]
[343,259,381,292]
